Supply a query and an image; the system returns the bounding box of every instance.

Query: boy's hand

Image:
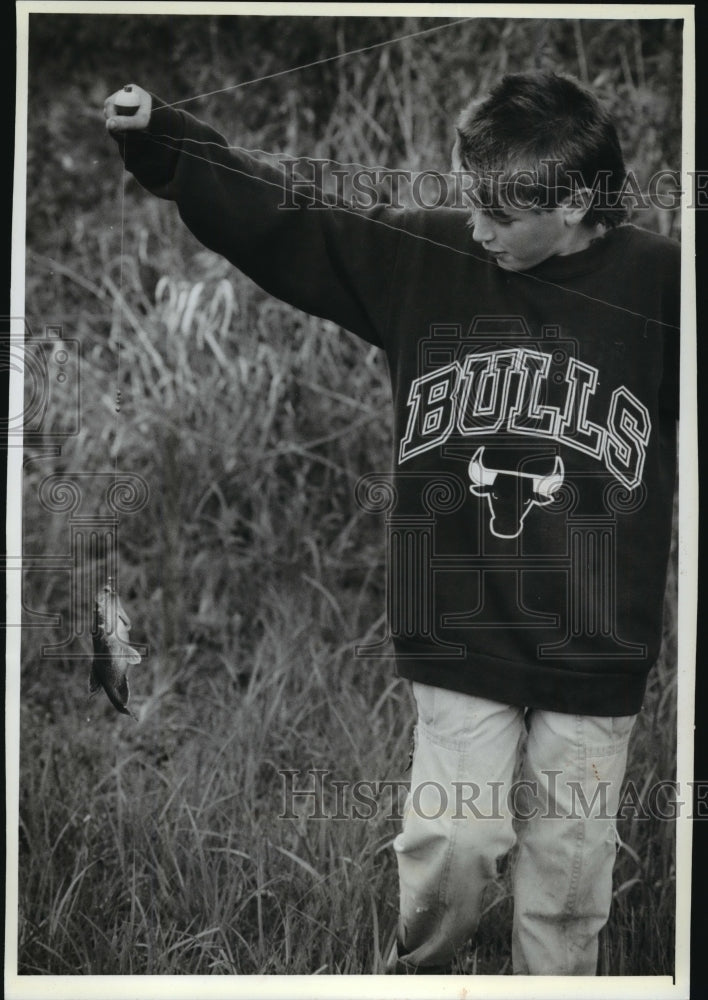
[104,85,152,133]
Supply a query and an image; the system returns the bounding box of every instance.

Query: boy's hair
[454,71,628,228]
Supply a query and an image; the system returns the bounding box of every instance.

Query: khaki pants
[393,682,635,975]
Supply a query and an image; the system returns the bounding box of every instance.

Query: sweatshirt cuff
[113,93,185,195]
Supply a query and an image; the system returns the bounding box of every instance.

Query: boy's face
[467,203,585,272]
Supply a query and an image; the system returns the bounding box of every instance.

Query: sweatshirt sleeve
[113,95,409,349]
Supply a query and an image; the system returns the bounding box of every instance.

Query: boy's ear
[560,188,594,226]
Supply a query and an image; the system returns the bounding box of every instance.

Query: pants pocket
[411,681,437,730]
[583,713,637,756]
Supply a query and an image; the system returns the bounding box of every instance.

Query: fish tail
[103,686,135,717]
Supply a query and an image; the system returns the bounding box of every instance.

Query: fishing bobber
[114,85,141,116]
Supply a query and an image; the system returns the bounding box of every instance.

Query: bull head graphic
[468,446,564,539]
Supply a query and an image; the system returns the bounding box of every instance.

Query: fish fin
[114,594,131,629]
[105,635,142,666]
[124,644,142,666]
[114,616,136,646]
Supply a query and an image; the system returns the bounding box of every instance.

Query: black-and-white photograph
[6,3,697,997]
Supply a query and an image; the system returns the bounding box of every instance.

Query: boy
[104,71,679,975]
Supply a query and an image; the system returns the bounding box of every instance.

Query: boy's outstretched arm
[105,86,181,201]
[103,84,418,348]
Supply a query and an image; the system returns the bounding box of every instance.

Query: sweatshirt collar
[518,224,634,281]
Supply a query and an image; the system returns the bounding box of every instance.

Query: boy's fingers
[104,85,152,132]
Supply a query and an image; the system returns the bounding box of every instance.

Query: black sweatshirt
[115,98,680,716]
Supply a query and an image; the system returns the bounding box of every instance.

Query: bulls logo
[468,447,564,539]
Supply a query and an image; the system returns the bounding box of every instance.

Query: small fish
[89,580,141,719]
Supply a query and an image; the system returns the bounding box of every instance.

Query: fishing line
[142,132,678,329]
[96,19,678,717]
[98,18,466,595]
[87,101,144,720]
[145,16,678,212]
[108,11,677,328]
[164,17,472,109]
[150,129,677,209]
[97,164,128,625]
[115,162,126,479]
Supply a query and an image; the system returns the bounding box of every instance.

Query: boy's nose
[469,210,495,245]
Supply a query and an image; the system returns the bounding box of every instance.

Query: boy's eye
[469,202,516,225]
[469,205,514,224]
[486,206,518,224]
